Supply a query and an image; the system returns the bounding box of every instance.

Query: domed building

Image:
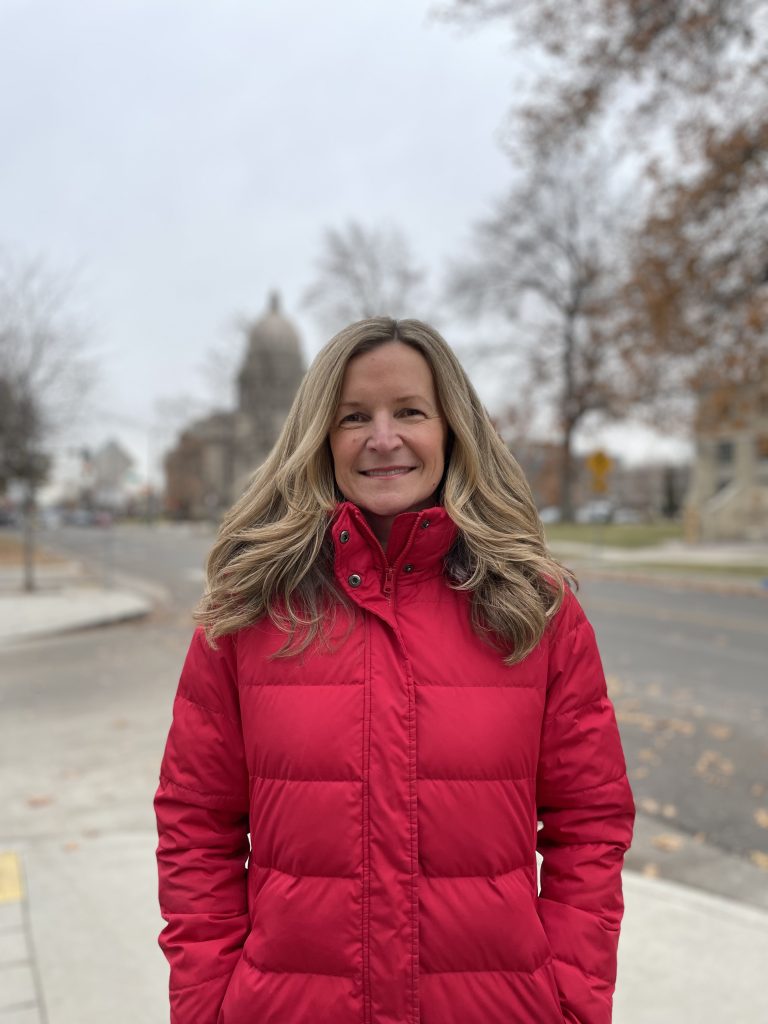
[233,292,306,497]
[164,293,306,519]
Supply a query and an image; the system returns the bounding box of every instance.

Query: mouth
[359,466,416,478]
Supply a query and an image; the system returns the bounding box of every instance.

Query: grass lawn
[544,521,684,548]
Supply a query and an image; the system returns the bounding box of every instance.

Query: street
[12,522,768,890]
[577,578,768,902]
[1,523,767,1023]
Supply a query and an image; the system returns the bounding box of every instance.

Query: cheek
[330,435,358,478]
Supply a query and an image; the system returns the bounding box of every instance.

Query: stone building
[164,293,305,519]
[684,365,768,540]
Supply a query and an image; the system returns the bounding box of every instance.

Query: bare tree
[303,220,427,333]
[0,252,96,590]
[447,152,649,520]
[195,314,249,412]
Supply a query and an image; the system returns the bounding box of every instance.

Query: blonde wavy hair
[195,317,574,665]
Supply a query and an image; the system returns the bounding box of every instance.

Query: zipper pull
[383,567,394,602]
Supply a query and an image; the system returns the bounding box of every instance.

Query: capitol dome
[244,291,303,362]
[237,291,305,416]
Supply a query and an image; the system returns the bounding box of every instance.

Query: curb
[621,868,768,925]
[0,587,153,648]
[570,564,768,598]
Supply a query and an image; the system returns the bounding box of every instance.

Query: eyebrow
[337,395,430,409]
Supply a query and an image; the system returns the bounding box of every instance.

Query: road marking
[0,852,24,903]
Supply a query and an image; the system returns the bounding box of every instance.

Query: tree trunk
[22,481,36,592]
[559,422,575,522]
[559,313,578,522]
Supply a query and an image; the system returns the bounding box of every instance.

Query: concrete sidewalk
[615,872,768,1022]
[0,563,153,646]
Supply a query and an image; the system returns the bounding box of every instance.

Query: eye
[399,408,425,418]
[339,411,366,425]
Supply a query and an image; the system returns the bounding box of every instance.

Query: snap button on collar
[421,519,430,528]
[348,573,362,588]
[403,563,414,573]
[339,530,350,543]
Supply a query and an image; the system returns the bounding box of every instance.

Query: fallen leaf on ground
[62,841,79,852]
[707,723,733,741]
[651,834,685,852]
[606,675,623,696]
[639,797,659,814]
[642,863,660,878]
[694,750,735,783]
[26,795,54,809]
[750,851,768,871]
[664,718,696,737]
[661,804,677,819]
[639,748,661,765]
[752,783,766,798]
[754,809,768,830]
[616,709,656,732]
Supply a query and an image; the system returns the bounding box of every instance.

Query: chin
[361,493,434,518]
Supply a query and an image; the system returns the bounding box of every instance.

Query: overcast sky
[1,0,690,483]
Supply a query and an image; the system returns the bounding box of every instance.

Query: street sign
[586,450,613,494]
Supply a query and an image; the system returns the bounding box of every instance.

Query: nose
[365,412,402,453]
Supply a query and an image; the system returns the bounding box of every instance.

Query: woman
[154,317,634,1024]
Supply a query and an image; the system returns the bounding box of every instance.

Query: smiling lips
[359,466,415,477]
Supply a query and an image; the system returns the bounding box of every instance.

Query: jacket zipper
[383,566,394,603]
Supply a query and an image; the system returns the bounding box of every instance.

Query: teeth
[364,469,411,477]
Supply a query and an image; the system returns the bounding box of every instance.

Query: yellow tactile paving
[0,851,24,903]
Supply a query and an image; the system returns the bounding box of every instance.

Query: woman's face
[329,341,448,542]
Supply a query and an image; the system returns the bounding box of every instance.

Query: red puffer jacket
[154,502,634,1024]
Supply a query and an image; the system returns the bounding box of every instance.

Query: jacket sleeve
[536,588,635,1024]
[154,627,250,1023]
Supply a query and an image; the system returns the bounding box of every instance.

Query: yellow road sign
[586,450,614,476]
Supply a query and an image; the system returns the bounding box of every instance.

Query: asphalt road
[577,578,768,877]
[23,523,768,897]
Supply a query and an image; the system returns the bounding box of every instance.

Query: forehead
[339,341,436,397]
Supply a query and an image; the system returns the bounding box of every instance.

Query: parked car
[538,506,562,524]
[0,507,19,528]
[575,500,614,524]
[612,507,643,524]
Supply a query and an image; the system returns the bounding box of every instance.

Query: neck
[361,511,394,551]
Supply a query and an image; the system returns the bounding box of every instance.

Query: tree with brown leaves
[437,0,768,389]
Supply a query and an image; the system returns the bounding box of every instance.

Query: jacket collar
[330,501,458,605]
